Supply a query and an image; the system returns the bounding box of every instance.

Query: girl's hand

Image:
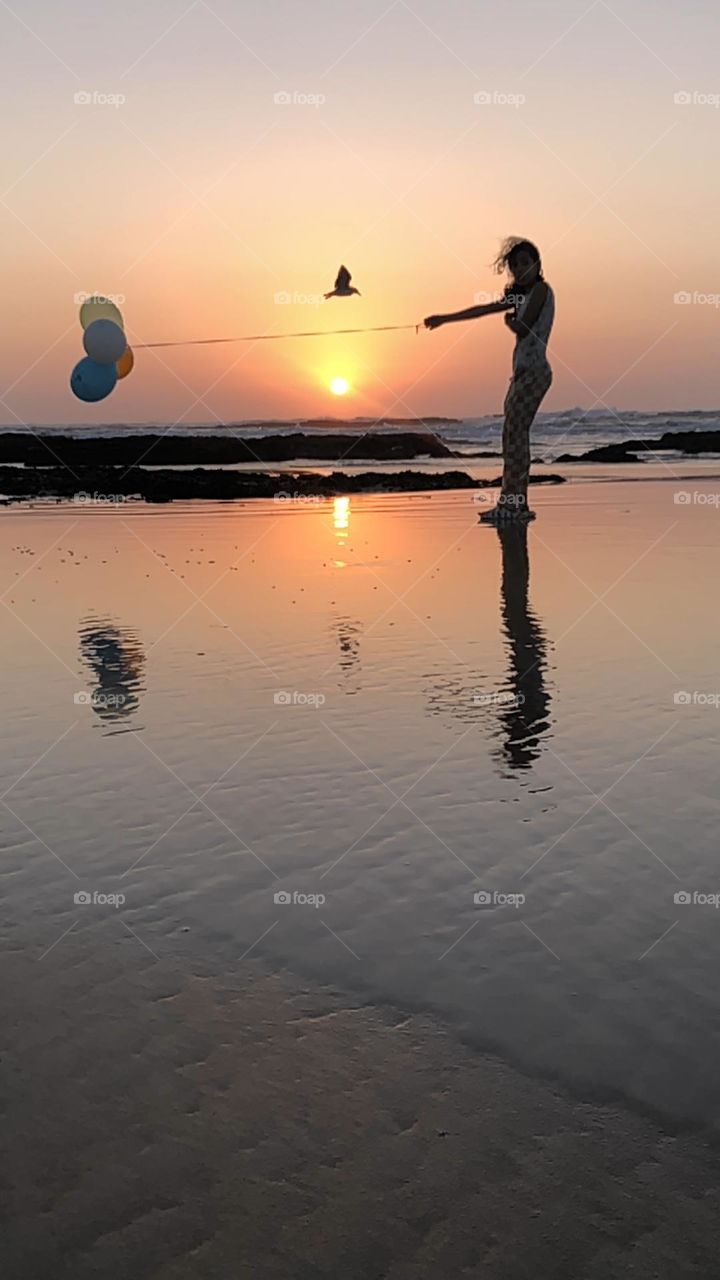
[504,314,521,333]
[424,315,445,330]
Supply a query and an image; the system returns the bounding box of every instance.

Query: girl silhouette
[425,238,555,523]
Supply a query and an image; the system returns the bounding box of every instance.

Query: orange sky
[1,0,719,423]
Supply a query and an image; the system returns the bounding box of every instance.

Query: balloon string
[135,323,422,349]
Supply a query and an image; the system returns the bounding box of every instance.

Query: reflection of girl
[425,238,555,523]
[495,524,551,771]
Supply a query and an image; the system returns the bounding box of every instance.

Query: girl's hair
[493,237,543,280]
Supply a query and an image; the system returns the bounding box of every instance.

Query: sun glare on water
[330,377,350,396]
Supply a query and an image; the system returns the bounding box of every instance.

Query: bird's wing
[335,265,351,289]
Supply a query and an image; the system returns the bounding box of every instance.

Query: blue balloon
[70,357,118,403]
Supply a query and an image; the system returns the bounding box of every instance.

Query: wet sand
[4,476,720,1277]
[5,950,720,1280]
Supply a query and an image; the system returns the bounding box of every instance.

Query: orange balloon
[116,347,134,379]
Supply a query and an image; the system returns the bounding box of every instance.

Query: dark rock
[0,466,565,504]
[654,430,720,454]
[556,444,641,463]
[0,430,453,467]
[557,429,720,463]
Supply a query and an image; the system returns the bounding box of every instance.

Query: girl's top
[513,283,554,375]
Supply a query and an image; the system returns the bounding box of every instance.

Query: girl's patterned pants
[500,365,553,510]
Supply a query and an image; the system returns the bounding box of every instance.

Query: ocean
[6,408,720,461]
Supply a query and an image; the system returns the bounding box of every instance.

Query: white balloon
[79,296,124,331]
[83,319,127,365]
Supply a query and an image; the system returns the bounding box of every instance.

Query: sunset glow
[0,1,716,424]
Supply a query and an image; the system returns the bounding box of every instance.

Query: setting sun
[330,377,350,397]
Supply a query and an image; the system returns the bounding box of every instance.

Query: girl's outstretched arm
[424,299,513,330]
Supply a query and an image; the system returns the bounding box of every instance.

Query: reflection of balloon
[79,616,146,724]
[116,346,134,379]
[84,319,126,364]
[71,358,118,403]
[79,295,124,330]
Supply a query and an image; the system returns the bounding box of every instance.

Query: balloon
[79,295,124,331]
[116,346,135,379]
[70,358,118,403]
[83,319,127,364]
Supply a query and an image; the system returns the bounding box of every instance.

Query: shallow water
[3,476,720,1125]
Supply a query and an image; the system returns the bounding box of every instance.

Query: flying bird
[325,265,361,299]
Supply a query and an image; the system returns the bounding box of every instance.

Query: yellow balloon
[80,295,124,331]
[116,347,134,379]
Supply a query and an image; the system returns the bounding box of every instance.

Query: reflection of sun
[330,376,350,396]
[333,496,350,532]
[332,496,350,555]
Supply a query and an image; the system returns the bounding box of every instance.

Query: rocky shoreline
[5,425,720,469]
[0,428,568,503]
[0,465,566,504]
[7,422,717,501]
[556,429,720,463]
